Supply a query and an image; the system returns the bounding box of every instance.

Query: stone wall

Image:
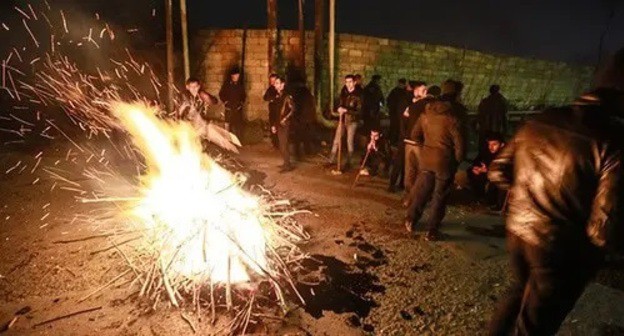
[193,29,594,122]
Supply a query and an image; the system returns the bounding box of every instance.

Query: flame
[112,102,267,284]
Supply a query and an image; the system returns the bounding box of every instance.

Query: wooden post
[314,0,324,109]
[298,0,306,71]
[180,0,190,80]
[328,0,335,111]
[267,0,277,76]
[165,0,175,113]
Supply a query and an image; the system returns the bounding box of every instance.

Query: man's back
[411,100,465,179]
[489,102,623,248]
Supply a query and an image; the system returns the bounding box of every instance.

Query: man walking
[263,73,279,149]
[219,68,246,140]
[328,75,362,171]
[272,76,295,173]
[487,49,624,335]
[477,84,508,154]
[404,92,465,241]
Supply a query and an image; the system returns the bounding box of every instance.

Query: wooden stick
[78,269,131,302]
[180,313,197,334]
[33,306,102,327]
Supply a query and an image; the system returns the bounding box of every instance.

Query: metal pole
[329,0,335,110]
[180,0,190,80]
[165,0,175,113]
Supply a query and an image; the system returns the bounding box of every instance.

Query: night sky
[1,0,624,65]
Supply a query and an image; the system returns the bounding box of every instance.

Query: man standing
[362,74,384,133]
[487,49,624,335]
[477,84,508,154]
[272,76,295,173]
[403,81,433,192]
[328,75,362,171]
[386,78,407,145]
[263,73,279,149]
[219,68,246,140]
[405,94,465,241]
[387,80,415,191]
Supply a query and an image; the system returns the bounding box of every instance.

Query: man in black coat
[219,68,246,140]
[362,74,384,133]
[386,78,407,146]
[263,73,279,149]
[477,85,508,154]
[487,48,624,336]
[272,76,296,173]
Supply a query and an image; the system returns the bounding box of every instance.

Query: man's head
[486,132,505,154]
[345,74,356,91]
[354,74,362,85]
[185,77,201,96]
[269,73,278,86]
[428,85,441,97]
[370,129,381,142]
[489,84,501,95]
[412,81,427,98]
[274,76,285,92]
[397,78,407,88]
[371,74,382,84]
[407,80,417,92]
[230,68,241,83]
[441,79,463,101]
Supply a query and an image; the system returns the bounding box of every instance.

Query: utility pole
[328,0,335,110]
[165,0,175,113]
[314,0,324,113]
[267,0,278,76]
[180,0,190,80]
[298,0,306,72]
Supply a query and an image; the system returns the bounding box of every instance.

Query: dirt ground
[0,138,622,336]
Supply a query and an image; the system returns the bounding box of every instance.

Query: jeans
[388,143,405,189]
[404,143,421,191]
[488,234,602,336]
[329,121,358,165]
[277,124,291,167]
[406,171,454,232]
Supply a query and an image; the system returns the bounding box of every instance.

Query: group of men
[175,50,624,335]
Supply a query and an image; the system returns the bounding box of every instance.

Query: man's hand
[337,107,347,114]
[472,166,481,175]
[402,108,410,118]
[280,119,287,126]
[480,163,488,173]
[271,126,277,134]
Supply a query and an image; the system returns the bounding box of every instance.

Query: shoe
[424,230,439,242]
[404,219,414,233]
[279,165,294,173]
[359,168,370,176]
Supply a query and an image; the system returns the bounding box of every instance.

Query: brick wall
[193,29,594,122]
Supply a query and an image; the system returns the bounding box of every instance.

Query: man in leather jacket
[404,90,465,241]
[272,76,295,173]
[487,48,624,336]
[328,74,363,171]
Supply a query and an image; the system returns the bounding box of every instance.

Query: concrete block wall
[194,29,594,121]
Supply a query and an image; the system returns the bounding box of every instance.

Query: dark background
[1,0,623,65]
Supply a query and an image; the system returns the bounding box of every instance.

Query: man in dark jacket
[486,49,624,335]
[362,74,384,133]
[263,73,279,149]
[290,80,316,159]
[403,81,434,193]
[466,132,506,210]
[219,68,246,140]
[387,80,415,191]
[272,76,296,173]
[328,74,363,171]
[477,85,508,154]
[386,78,407,145]
[405,97,465,241]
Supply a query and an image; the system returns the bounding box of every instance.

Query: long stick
[33,306,102,327]
[78,269,131,302]
[352,148,372,188]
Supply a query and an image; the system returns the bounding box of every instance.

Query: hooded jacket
[411,100,465,179]
[488,90,624,251]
